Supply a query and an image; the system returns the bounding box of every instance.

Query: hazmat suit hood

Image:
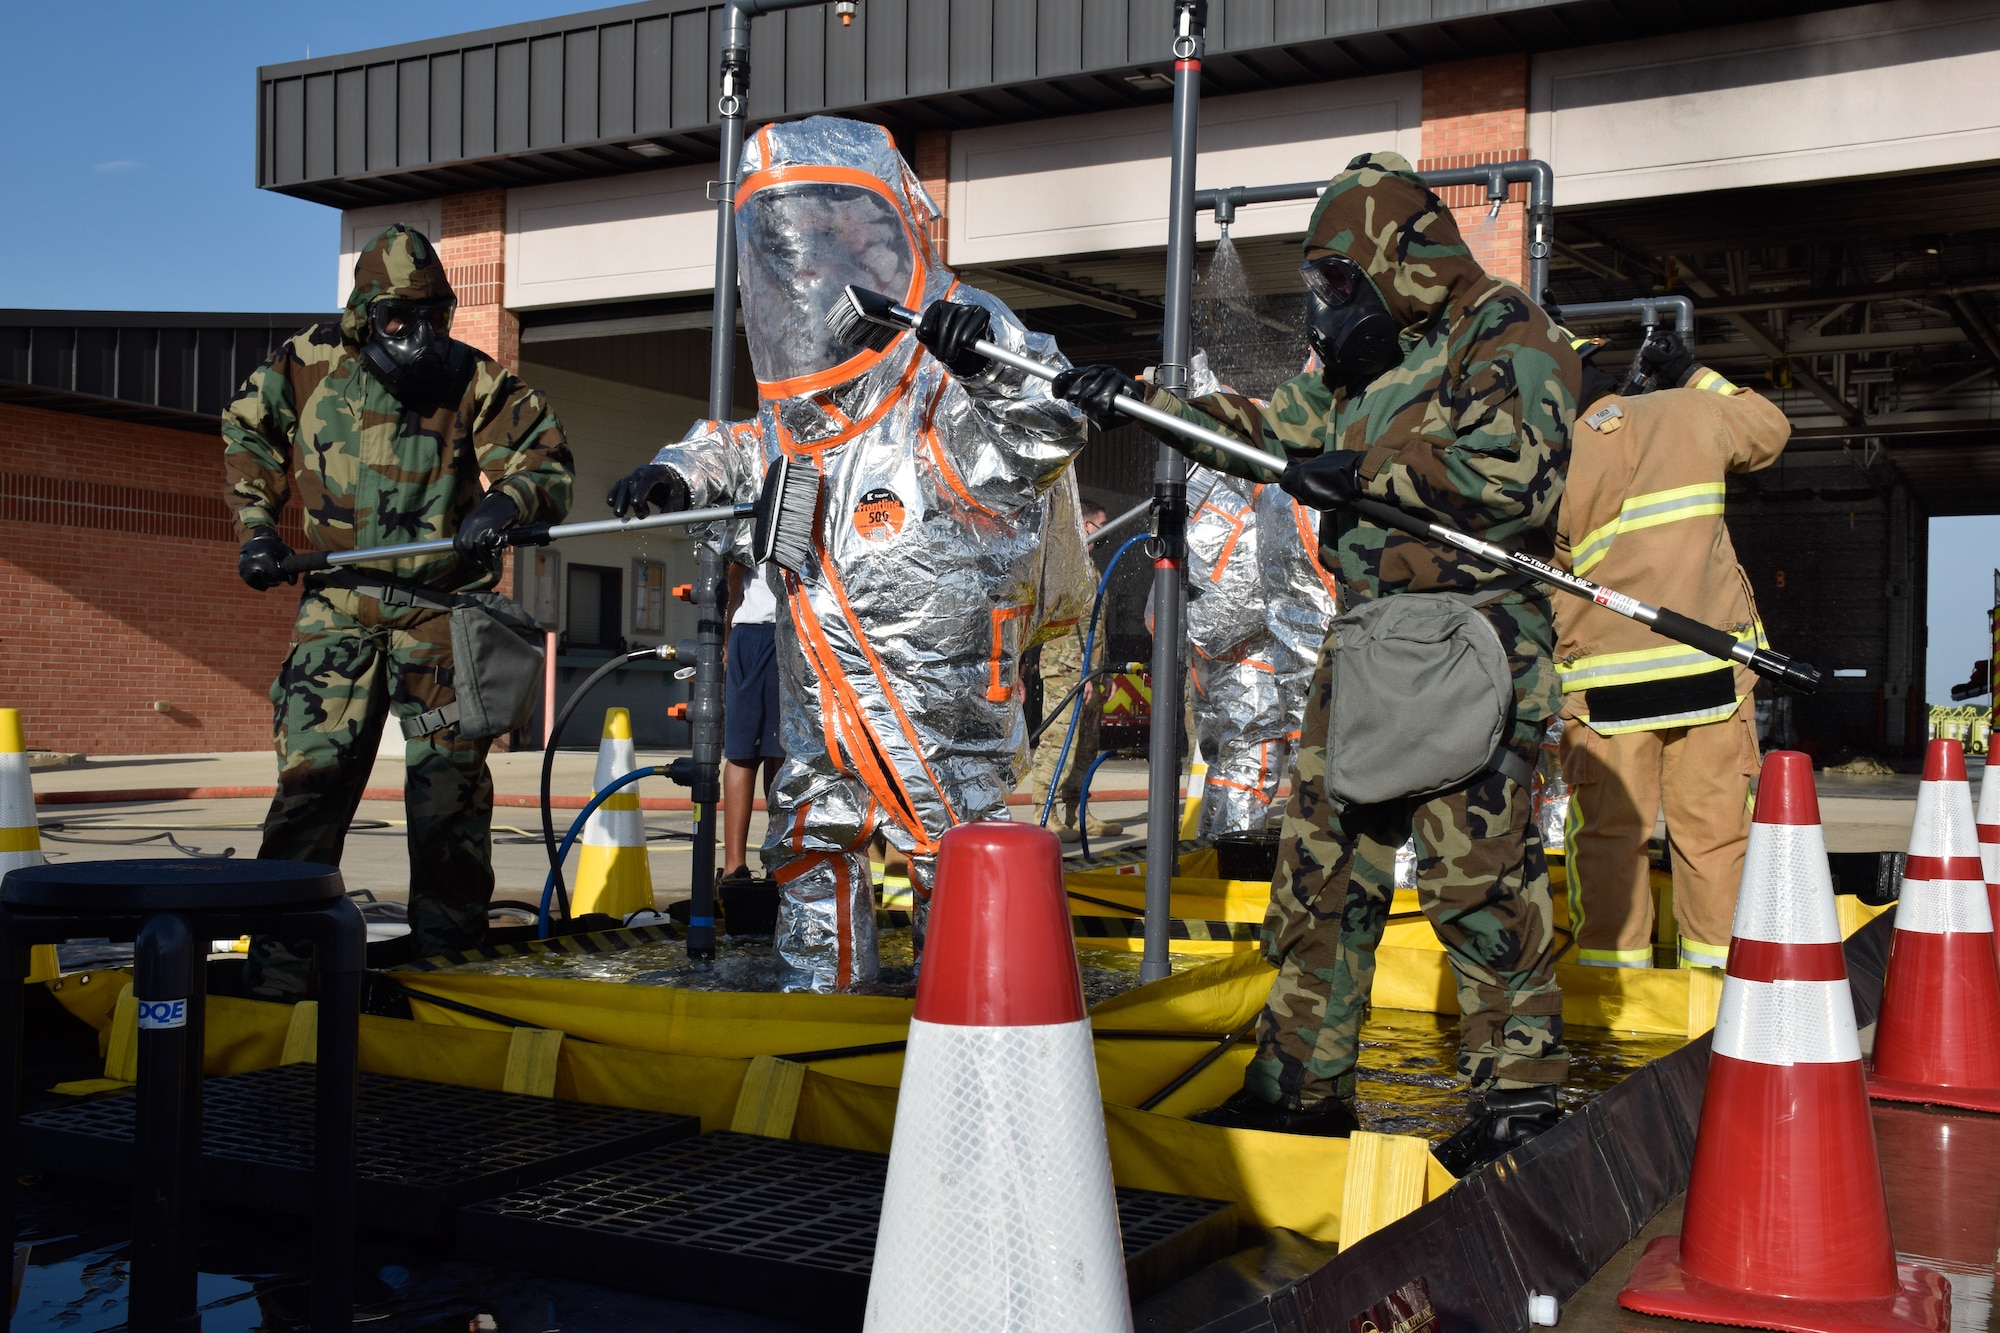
[734,117,946,398]
[1301,151,1484,343]
[340,224,457,346]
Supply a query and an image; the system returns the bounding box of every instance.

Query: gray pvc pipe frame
[1558,295,1698,350]
[1193,160,1558,304]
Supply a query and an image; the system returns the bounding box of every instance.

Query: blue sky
[1929,517,2000,706]
[1,2,560,313]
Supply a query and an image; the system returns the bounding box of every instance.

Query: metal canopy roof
[0,311,325,432]
[257,0,1866,208]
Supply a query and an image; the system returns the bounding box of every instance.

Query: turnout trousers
[250,585,496,996]
[1245,635,1570,1110]
[1560,703,1759,969]
[1027,631,1101,809]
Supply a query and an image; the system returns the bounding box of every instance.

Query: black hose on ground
[540,647,669,923]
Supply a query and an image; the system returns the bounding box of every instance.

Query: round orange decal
[854,487,907,542]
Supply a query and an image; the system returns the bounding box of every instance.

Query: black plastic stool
[0,859,363,1333]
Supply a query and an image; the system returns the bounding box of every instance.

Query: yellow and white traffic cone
[0,710,57,983]
[570,707,654,920]
[0,710,40,878]
[865,822,1130,1331]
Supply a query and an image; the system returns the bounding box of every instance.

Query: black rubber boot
[1433,1085,1562,1176]
[1188,1088,1361,1138]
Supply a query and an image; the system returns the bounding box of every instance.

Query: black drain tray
[20,1064,698,1237]
[458,1131,1239,1330]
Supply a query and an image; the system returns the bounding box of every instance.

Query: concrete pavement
[20,748,1941,912]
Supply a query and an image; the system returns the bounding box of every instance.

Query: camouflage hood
[339,224,456,344]
[1302,151,1485,337]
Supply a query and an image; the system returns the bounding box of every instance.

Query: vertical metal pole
[1143,0,1206,984]
[687,545,726,961]
[130,913,196,1333]
[0,920,26,1326]
[310,896,363,1333]
[693,1,753,962]
[710,3,752,421]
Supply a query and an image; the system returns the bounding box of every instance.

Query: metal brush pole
[1143,0,1205,984]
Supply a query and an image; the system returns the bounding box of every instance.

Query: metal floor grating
[458,1131,1239,1330]
[20,1064,698,1236]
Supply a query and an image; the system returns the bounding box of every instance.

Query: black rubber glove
[237,529,296,591]
[454,489,522,569]
[1638,329,1697,388]
[1280,450,1368,511]
[607,464,691,519]
[1051,364,1140,431]
[914,300,993,378]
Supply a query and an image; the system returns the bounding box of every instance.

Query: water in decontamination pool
[1354,1010,1684,1140]
[424,928,1209,1007]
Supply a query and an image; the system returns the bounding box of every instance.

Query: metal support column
[687,543,727,960]
[1144,0,1206,983]
[702,0,851,957]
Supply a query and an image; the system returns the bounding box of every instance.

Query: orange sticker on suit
[854,488,907,542]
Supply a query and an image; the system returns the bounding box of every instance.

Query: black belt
[309,568,460,611]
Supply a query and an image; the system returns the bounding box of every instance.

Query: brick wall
[0,402,298,755]
[1419,54,1530,288]
[440,190,518,370]
[912,131,951,262]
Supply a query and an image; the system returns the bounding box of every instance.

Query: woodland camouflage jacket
[1149,152,1580,607]
[222,225,573,590]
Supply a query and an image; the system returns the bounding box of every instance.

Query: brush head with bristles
[753,453,822,577]
[823,285,908,353]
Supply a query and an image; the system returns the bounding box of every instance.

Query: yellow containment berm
[36,845,1892,1254]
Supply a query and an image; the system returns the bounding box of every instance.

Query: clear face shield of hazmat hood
[735,174,924,395]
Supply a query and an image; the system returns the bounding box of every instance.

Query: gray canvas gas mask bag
[1323,589,1522,809]
[441,591,546,741]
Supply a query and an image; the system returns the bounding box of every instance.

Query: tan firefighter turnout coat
[1552,374,1790,734]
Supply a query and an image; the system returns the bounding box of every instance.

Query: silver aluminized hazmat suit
[645,118,1089,990]
[1254,478,1341,783]
[1178,466,1292,837]
[1170,353,1338,838]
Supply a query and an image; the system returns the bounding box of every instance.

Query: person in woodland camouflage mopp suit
[223,224,574,999]
[1057,151,1581,1175]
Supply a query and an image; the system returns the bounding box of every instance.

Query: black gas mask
[1300,256,1401,393]
[360,298,468,410]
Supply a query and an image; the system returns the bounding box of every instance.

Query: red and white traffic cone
[1620,751,1950,1333]
[1869,738,2000,1113]
[1975,758,2000,967]
[864,821,1130,1333]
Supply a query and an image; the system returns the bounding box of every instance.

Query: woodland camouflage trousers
[248,586,496,998]
[1242,634,1570,1109]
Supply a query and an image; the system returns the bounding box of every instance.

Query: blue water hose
[538,764,663,935]
[1074,749,1118,859]
[1039,534,1150,829]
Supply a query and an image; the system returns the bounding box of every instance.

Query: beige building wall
[1530,0,2000,207]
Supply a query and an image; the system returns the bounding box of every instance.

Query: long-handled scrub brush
[827,284,1819,694]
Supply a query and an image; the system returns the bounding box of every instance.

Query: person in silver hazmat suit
[607,117,1090,991]
[1173,352,1339,839]
[1254,473,1341,783]
[1178,465,1287,838]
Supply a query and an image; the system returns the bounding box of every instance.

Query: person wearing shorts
[722,560,783,885]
